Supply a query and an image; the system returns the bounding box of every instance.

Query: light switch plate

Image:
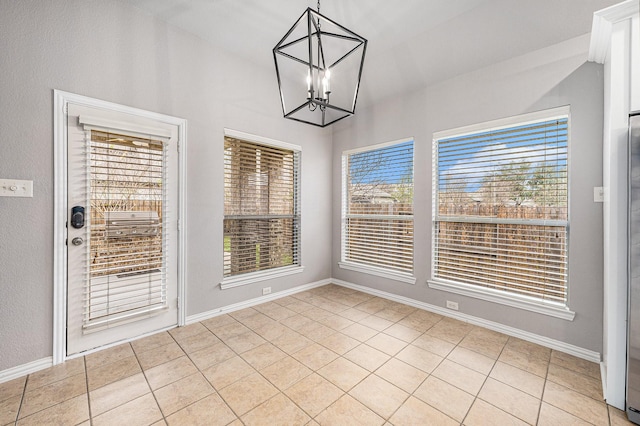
[594,186,604,203]
[0,179,33,197]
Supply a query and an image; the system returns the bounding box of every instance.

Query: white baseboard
[331,278,602,363]
[0,357,52,384]
[2,276,603,384]
[186,278,331,325]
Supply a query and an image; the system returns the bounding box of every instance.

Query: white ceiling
[121,0,619,108]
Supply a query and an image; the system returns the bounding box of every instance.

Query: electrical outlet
[262,287,272,295]
[446,300,459,310]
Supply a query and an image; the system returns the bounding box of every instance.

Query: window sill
[220,266,305,290]
[427,278,575,321]
[339,261,416,285]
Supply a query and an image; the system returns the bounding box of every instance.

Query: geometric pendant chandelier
[273,1,367,127]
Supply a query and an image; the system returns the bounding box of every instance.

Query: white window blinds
[86,130,168,329]
[342,139,414,274]
[433,113,569,305]
[224,136,300,277]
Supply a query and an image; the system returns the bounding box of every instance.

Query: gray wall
[0,0,607,372]
[0,0,332,371]
[332,36,605,353]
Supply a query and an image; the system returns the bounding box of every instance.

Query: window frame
[428,106,575,320]
[220,129,304,290]
[339,138,416,284]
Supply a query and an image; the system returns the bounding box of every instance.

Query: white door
[66,103,179,355]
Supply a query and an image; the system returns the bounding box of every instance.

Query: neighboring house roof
[351,186,396,204]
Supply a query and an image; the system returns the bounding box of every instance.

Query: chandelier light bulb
[324,68,331,93]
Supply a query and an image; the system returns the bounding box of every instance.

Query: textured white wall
[332,35,605,353]
[0,0,332,371]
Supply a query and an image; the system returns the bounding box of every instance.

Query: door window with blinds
[340,139,414,282]
[223,134,301,281]
[431,107,569,309]
[85,130,168,329]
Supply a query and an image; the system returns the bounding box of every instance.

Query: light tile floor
[0,284,634,425]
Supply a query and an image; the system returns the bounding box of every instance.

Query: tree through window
[432,109,569,305]
[341,139,414,276]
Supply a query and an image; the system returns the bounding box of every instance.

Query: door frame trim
[53,90,187,365]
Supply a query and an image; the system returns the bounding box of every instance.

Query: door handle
[71,237,84,246]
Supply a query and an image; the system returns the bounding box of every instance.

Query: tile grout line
[250,296,400,420]
[370,319,440,423]
[13,372,29,425]
[183,319,272,423]
[544,352,612,424]
[162,330,232,423]
[237,320,324,423]
[204,316,285,422]
[265,311,349,422]
[405,316,477,424]
[84,356,94,426]
[231,296,373,422]
[373,342,432,423]
[536,348,552,426]
[460,332,509,426]
[374,313,547,424]
[321,323,386,420]
[316,296,427,422]
[321,307,439,423]
[433,323,479,425]
[190,318,257,422]
[130,341,167,424]
[379,307,468,422]
[437,330,606,425]
[330,290,460,422]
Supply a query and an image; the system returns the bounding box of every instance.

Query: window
[223,131,301,286]
[86,130,168,329]
[340,139,415,283]
[430,107,570,317]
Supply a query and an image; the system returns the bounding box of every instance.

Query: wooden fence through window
[435,203,567,303]
[345,201,567,302]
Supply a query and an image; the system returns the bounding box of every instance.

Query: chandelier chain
[316,0,322,74]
